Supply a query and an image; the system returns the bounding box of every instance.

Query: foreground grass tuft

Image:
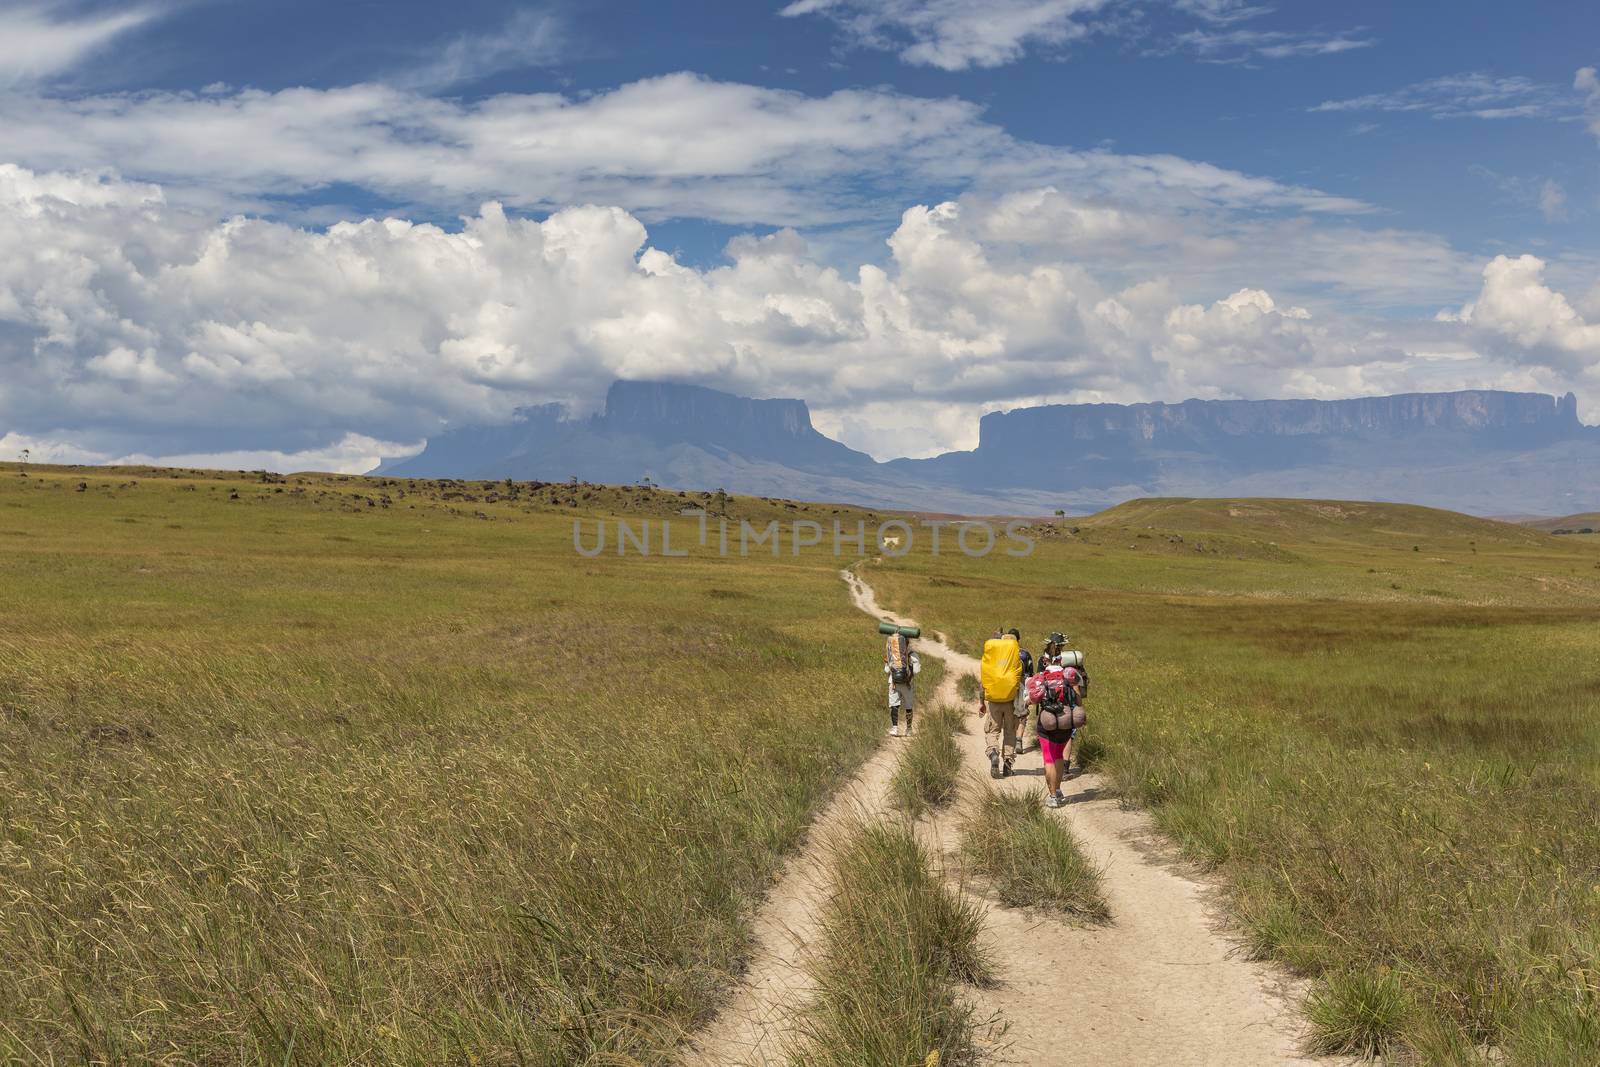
[786,821,990,1066]
[890,703,964,817]
[1304,970,1411,1058]
[961,787,1109,920]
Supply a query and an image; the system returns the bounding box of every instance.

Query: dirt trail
[682,569,1332,1066]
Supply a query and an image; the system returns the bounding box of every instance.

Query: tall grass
[865,499,1600,1064]
[960,788,1109,920]
[0,467,889,1063]
[889,703,963,817]
[784,820,991,1067]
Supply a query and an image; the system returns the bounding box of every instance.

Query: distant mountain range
[374,381,1600,516]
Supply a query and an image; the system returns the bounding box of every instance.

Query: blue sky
[1,0,1598,468]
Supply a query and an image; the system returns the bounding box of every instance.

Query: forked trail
[681,569,1336,1067]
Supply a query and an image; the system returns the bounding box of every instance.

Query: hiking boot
[989,750,1001,779]
[888,725,900,737]
[1052,789,1066,806]
[1002,757,1014,778]
[1045,793,1064,809]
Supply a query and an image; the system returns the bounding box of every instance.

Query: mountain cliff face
[974,391,1583,453]
[598,381,874,469]
[375,383,1600,516]
[378,380,875,484]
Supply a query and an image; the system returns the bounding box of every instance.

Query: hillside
[1078,497,1552,548]
[1524,512,1600,534]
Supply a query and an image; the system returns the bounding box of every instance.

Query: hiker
[1060,637,1090,773]
[1032,648,1084,807]
[1011,627,1035,754]
[884,626,921,736]
[1029,633,1062,753]
[978,628,1023,777]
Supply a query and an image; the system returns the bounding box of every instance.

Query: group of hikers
[883,626,1089,809]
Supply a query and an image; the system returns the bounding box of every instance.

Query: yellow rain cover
[980,636,1021,702]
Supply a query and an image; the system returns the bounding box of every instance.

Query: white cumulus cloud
[1448,255,1600,378]
[0,166,1593,463]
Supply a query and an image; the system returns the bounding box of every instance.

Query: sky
[1,0,1598,470]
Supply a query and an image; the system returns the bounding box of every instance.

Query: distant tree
[713,487,729,516]
[1054,508,1065,517]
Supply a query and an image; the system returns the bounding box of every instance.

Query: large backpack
[1034,668,1086,734]
[980,637,1022,702]
[886,634,914,685]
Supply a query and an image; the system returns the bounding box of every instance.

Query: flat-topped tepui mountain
[375,382,1599,515]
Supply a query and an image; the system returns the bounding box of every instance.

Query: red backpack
[1031,668,1086,733]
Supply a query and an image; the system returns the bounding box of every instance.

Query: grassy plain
[865,497,1600,1064]
[0,464,894,1064]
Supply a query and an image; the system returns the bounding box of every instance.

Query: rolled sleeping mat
[877,621,922,638]
[1057,649,1085,668]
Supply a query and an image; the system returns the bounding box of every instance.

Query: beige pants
[1015,700,1035,751]
[983,699,1017,759]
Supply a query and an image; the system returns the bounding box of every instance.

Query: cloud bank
[1,165,1594,470]
[0,73,1377,227]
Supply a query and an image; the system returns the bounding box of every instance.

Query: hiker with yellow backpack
[977,628,1024,778]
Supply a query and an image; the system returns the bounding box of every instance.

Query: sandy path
[682,568,1331,1066]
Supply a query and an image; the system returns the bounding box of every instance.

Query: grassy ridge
[0,466,888,1063]
[864,499,1600,1064]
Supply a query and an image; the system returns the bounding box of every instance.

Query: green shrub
[1305,970,1411,1057]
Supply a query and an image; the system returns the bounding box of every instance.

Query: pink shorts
[1039,734,1071,765]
